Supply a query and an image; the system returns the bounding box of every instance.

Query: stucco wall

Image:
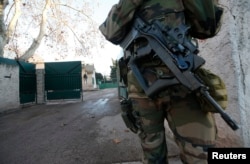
[198,0,250,147]
[0,63,19,112]
[229,0,250,147]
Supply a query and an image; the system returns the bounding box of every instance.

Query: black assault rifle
[119,17,239,131]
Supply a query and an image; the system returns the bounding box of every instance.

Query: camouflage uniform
[99,0,222,163]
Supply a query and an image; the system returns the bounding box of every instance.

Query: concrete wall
[0,63,19,112]
[36,63,45,104]
[198,0,250,147]
[229,0,250,147]
[82,64,97,90]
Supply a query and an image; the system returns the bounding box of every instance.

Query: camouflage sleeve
[99,0,143,44]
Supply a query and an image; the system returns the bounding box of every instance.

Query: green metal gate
[45,61,82,100]
[18,61,36,104]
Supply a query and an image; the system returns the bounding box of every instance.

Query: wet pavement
[0,88,182,164]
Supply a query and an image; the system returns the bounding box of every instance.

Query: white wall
[198,0,250,147]
[229,0,250,147]
[0,63,20,112]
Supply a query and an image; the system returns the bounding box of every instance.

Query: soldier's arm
[99,0,143,44]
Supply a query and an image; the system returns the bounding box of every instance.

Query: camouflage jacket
[99,0,185,44]
[99,0,223,44]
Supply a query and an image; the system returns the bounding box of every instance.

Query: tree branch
[6,0,21,43]
[53,3,92,21]
[19,0,51,61]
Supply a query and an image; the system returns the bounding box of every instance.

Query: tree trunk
[6,0,21,44]
[0,0,8,57]
[19,0,51,61]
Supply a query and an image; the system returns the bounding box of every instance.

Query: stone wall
[82,64,97,90]
[35,63,45,104]
[0,63,20,112]
[229,0,250,147]
[198,0,250,147]
[36,69,45,104]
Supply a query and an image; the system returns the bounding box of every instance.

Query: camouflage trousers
[127,67,217,164]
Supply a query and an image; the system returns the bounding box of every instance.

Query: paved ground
[0,88,182,164]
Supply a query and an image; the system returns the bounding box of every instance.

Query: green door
[45,61,82,100]
[18,60,37,104]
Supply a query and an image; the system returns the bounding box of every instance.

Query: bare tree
[3,0,104,61]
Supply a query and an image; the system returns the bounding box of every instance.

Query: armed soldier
[99,0,236,163]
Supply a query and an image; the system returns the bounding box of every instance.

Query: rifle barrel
[201,89,239,130]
